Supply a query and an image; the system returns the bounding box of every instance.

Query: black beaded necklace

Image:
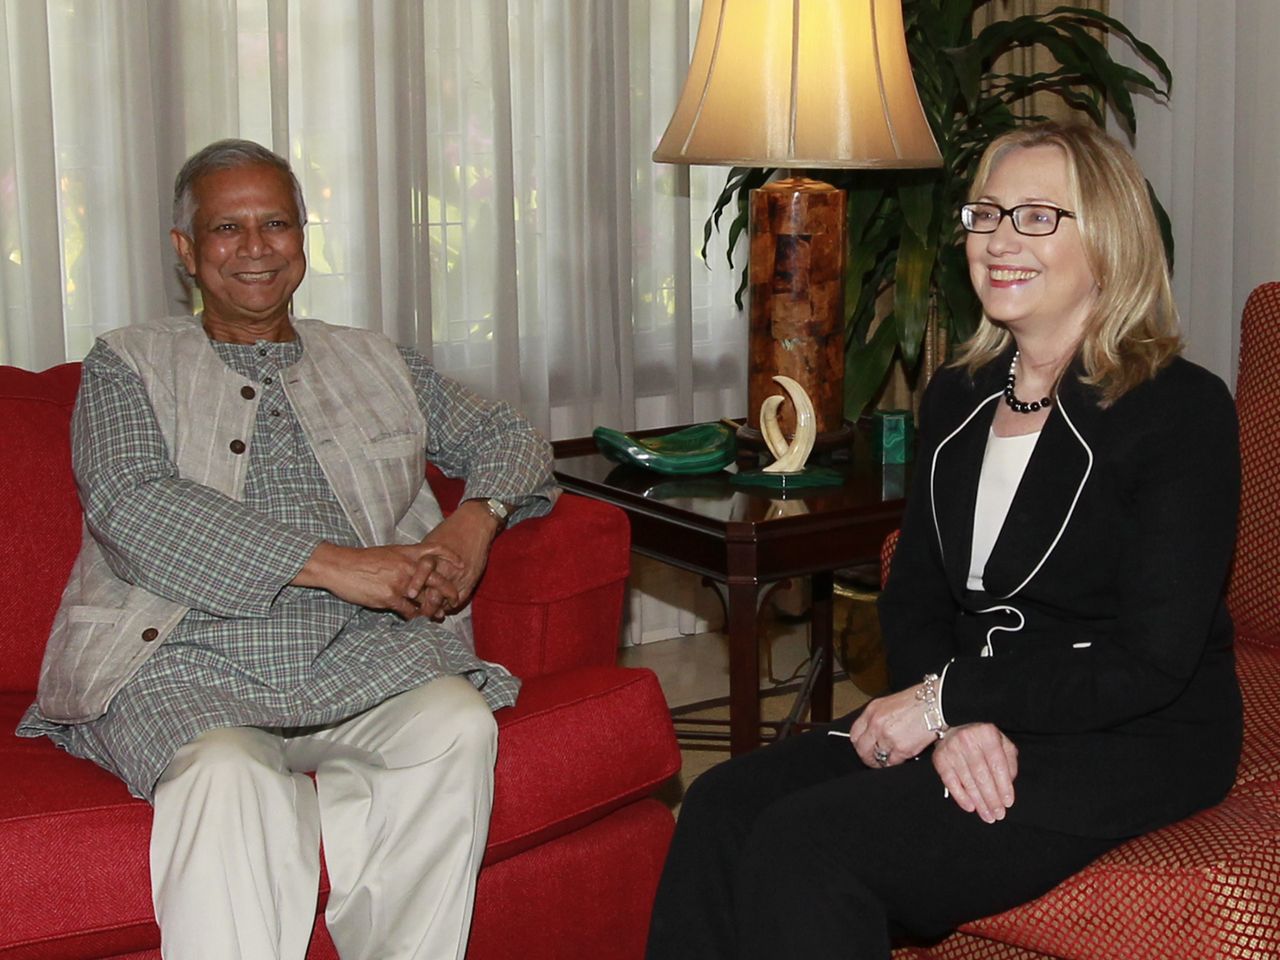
[1004,351,1053,414]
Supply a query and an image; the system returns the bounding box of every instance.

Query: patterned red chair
[0,361,680,960]
[886,282,1280,960]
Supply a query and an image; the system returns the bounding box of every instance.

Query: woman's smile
[987,267,1040,285]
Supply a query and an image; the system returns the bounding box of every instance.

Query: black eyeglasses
[960,202,1077,237]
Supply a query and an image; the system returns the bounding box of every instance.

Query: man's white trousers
[150,675,496,960]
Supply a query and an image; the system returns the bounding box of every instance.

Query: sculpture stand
[731,466,843,491]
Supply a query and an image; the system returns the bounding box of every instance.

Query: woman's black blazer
[878,345,1242,839]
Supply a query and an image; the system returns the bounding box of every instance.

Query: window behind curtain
[2,0,745,438]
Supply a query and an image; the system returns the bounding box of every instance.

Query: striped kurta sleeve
[399,348,557,525]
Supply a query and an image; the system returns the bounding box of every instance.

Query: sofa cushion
[959,793,1280,960]
[0,692,155,959]
[487,665,679,864]
[1232,642,1280,797]
[0,665,677,959]
[894,940,1054,960]
[957,788,1280,960]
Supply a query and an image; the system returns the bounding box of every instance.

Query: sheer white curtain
[0,0,745,437]
[0,0,741,645]
[1109,0,1280,389]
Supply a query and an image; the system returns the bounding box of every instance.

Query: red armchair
[0,362,680,960]
[887,283,1280,960]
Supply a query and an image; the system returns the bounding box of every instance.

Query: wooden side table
[553,428,907,754]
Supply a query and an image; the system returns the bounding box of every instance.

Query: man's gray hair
[172,139,307,235]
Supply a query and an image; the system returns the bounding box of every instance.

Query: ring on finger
[873,743,890,767]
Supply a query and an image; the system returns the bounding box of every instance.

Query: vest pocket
[39,606,131,723]
[362,433,420,460]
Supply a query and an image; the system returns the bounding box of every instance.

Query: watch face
[486,498,509,522]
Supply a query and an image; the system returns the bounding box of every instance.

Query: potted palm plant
[707,1,1172,419]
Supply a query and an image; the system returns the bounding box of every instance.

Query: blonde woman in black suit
[645,122,1241,960]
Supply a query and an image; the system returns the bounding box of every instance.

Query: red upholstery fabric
[1233,644,1280,797]
[1,802,677,960]
[428,462,632,676]
[0,364,680,960]
[467,801,675,960]
[0,365,82,694]
[879,529,900,590]
[886,286,1280,959]
[1,688,155,959]
[0,670,680,958]
[896,943,1055,960]
[486,667,677,864]
[955,790,1280,960]
[1228,283,1280,651]
[472,497,632,676]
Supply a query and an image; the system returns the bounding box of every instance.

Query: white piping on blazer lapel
[929,385,1094,600]
[931,390,1002,586]
[980,390,1094,599]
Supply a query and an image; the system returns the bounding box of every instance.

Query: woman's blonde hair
[952,122,1181,405]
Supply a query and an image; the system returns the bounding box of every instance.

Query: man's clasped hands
[291,498,503,621]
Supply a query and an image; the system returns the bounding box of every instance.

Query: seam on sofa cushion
[495,669,654,728]
[2,798,148,827]
[6,918,157,954]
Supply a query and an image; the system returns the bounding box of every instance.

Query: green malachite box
[872,409,914,464]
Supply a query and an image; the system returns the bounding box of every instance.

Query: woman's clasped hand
[847,682,940,769]
[849,683,1016,824]
[931,724,1018,823]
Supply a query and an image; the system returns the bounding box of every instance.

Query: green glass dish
[593,423,737,475]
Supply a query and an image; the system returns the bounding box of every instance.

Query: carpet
[652,578,888,815]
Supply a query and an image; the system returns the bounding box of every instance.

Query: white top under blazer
[967,429,1041,591]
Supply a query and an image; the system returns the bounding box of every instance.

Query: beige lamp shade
[654,0,941,169]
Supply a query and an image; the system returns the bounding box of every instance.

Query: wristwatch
[481,497,511,529]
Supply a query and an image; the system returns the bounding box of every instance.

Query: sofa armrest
[425,466,630,678]
[471,494,630,679]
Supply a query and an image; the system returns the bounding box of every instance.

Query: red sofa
[889,283,1280,960]
[0,362,681,960]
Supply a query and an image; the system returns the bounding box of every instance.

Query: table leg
[726,579,762,755]
[810,571,834,723]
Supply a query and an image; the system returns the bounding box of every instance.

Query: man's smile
[232,269,281,283]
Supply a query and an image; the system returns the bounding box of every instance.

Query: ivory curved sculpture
[760,375,816,473]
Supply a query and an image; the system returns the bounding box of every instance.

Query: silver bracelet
[916,673,948,739]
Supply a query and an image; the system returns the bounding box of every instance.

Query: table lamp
[654,0,941,457]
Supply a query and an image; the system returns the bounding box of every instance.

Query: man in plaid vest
[19,139,558,960]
